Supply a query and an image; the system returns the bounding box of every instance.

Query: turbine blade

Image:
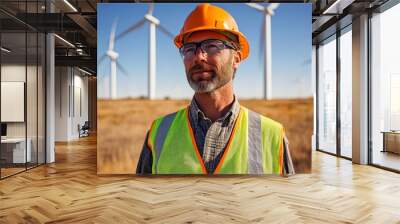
[97,71,107,83]
[246,3,265,12]
[115,19,146,41]
[267,3,280,15]
[98,54,107,65]
[116,61,129,76]
[158,24,174,39]
[268,3,280,11]
[109,19,118,51]
[147,3,154,15]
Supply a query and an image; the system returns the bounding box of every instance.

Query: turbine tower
[246,3,280,100]
[98,20,129,99]
[146,5,158,100]
[108,21,118,99]
[116,4,174,100]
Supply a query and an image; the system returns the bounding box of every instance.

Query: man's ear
[232,51,241,69]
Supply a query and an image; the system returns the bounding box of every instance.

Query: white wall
[1,65,26,141]
[72,72,89,138]
[1,63,46,164]
[1,65,26,81]
[1,65,36,138]
[55,66,69,141]
[54,67,89,141]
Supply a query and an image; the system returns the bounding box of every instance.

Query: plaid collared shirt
[136,98,295,175]
[188,97,241,173]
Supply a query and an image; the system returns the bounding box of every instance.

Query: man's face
[182,31,241,93]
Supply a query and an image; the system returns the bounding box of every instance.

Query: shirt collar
[189,95,240,125]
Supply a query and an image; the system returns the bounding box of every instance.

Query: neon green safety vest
[147,106,285,174]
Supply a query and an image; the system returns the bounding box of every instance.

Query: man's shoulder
[243,107,284,131]
[151,107,187,125]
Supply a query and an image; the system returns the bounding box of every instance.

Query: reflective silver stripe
[154,112,177,174]
[247,110,263,174]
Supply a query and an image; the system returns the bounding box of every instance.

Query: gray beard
[187,73,231,93]
[188,76,218,93]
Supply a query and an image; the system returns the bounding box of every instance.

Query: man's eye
[183,47,196,54]
[203,43,219,51]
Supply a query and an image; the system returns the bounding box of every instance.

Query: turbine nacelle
[144,14,160,25]
[266,8,275,16]
[107,50,119,60]
[246,3,280,16]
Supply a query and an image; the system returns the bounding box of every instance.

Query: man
[136,3,295,175]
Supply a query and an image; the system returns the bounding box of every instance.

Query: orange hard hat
[174,3,250,60]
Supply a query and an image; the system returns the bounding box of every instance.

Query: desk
[382,131,400,154]
[1,138,31,163]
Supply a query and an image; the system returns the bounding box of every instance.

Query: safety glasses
[179,39,238,59]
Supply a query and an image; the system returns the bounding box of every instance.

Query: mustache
[188,64,215,76]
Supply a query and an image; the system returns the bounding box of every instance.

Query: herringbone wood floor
[1,135,399,223]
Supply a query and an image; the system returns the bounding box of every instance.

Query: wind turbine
[98,21,128,99]
[246,3,280,100]
[98,20,129,99]
[116,4,174,100]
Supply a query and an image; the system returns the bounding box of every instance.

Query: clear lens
[180,44,196,57]
[201,40,224,54]
[180,39,236,59]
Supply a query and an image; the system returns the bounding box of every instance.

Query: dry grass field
[97,98,313,174]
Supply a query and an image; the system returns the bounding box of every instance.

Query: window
[0,1,46,179]
[339,27,352,158]
[317,35,337,154]
[370,2,400,171]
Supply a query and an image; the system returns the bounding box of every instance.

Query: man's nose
[193,47,207,62]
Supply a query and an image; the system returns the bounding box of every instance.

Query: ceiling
[0,0,394,75]
[1,0,97,74]
[311,0,390,43]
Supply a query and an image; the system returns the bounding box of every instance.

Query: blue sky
[97,3,312,99]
